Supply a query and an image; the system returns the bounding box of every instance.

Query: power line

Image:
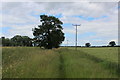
[72,24,81,50]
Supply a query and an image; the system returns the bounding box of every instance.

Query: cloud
[1,0,119,2]
[1,2,118,46]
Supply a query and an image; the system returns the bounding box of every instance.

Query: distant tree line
[85,41,116,47]
[1,35,117,47]
[0,35,32,47]
[61,41,118,47]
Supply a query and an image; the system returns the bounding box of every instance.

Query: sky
[0,0,119,46]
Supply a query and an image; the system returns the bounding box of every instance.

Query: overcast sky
[1,1,119,46]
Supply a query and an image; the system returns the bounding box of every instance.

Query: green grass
[79,47,118,63]
[2,47,60,78]
[2,47,119,78]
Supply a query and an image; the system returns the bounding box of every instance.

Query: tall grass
[2,47,60,78]
[57,48,118,78]
[2,47,118,78]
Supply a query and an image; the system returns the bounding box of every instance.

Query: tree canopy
[85,43,91,47]
[1,35,32,47]
[33,15,65,49]
[109,41,116,47]
[1,37,12,46]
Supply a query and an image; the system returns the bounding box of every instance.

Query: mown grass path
[57,48,118,78]
[58,52,65,78]
[2,47,119,78]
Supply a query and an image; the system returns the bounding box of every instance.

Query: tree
[33,15,65,49]
[22,36,32,46]
[109,41,116,47]
[11,35,32,46]
[85,43,91,47]
[1,37,13,46]
[1,37,5,46]
[11,35,23,46]
[4,38,11,46]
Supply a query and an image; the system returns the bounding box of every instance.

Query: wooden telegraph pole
[72,24,81,50]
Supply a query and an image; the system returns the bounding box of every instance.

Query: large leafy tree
[33,15,65,49]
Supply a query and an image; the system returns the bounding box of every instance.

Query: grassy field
[2,47,119,78]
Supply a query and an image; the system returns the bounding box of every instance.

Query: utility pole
[72,24,81,50]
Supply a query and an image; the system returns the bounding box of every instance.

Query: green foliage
[85,43,91,47]
[1,35,32,47]
[109,41,116,47]
[33,15,65,49]
[11,35,32,46]
[1,37,13,46]
[11,35,23,46]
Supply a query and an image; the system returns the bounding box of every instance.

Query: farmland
[2,47,119,78]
